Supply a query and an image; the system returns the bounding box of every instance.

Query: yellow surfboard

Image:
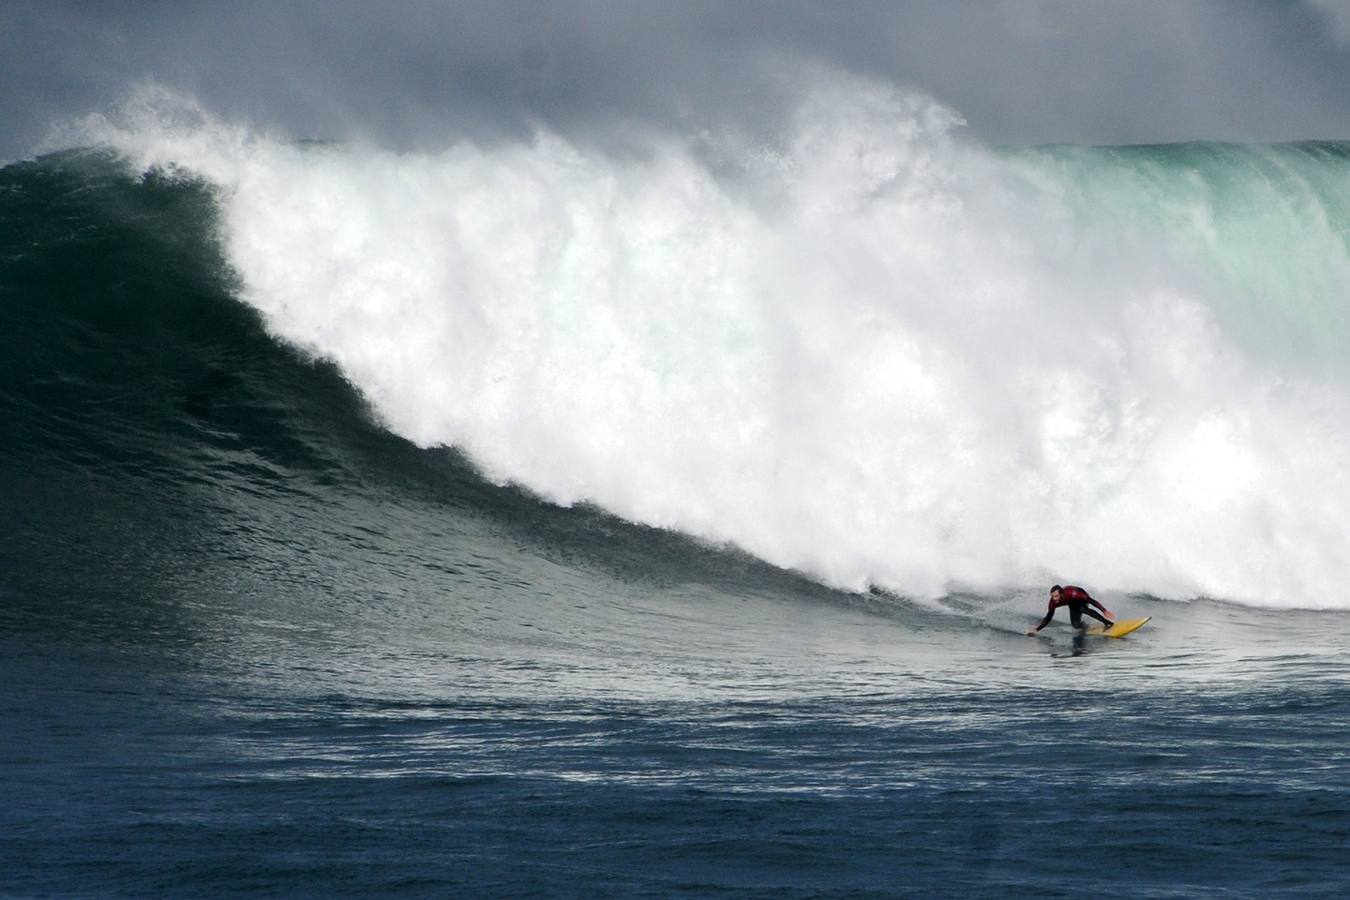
[1085,617,1151,638]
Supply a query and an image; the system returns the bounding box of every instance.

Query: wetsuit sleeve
[1033,605,1056,631]
[1086,594,1115,616]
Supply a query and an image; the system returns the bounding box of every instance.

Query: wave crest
[63,77,1350,606]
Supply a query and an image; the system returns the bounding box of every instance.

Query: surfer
[1026,584,1115,635]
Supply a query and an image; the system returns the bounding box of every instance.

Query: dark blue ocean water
[6,573,1350,897]
[4,152,1350,898]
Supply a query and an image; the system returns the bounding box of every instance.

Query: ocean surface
[4,83,1350,897]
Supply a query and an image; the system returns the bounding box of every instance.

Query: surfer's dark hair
[1050,585,1063,593]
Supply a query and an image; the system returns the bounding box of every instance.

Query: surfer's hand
[1025,629,1038,636]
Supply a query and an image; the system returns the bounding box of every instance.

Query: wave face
[30,79,1350,606]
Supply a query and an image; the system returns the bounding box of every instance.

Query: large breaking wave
[48,75,1350,606]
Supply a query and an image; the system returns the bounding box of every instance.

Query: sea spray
[64,74,1350,606]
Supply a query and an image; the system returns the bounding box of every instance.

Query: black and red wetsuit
[1034,585,1112,631]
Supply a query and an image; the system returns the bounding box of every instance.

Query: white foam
[71,77,1350,608]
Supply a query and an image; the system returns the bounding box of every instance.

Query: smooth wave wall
[61,77,1350,607]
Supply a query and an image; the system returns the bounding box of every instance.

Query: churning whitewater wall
[65,74,1350,606]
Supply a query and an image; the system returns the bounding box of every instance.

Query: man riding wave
[1026,585,1115,635]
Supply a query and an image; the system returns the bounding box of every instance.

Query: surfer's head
[1050,585,1063,599]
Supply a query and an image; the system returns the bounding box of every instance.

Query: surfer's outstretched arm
[1088,596,1115,620]
[1027,607,1055,636]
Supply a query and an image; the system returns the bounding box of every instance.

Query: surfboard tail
[1092,617,1151,638]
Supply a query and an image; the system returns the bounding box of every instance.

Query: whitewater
[67,77,1350,608]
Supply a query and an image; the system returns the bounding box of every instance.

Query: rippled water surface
[6,543,1349,897]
